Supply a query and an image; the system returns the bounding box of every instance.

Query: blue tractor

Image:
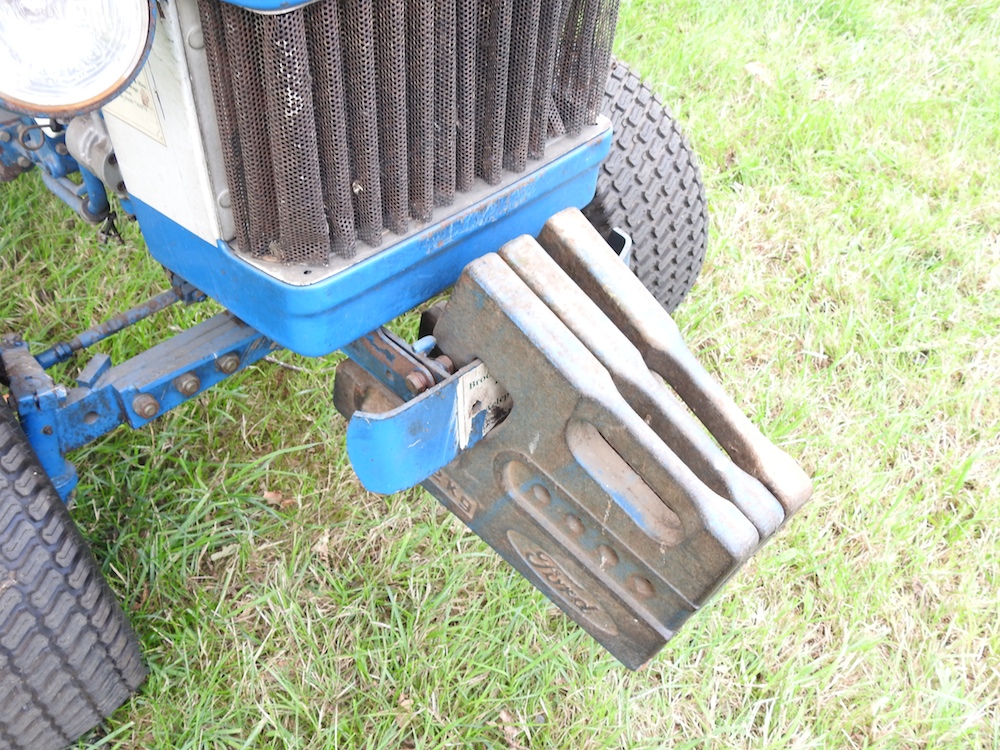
[0,2,811,747]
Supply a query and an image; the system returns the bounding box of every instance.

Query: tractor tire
[584,60,709,313]
[0,399,145,750]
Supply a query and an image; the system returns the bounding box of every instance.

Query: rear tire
[584,60,709,313]
[0,399,145,750]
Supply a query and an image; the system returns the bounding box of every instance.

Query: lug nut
[174,372,201,396]
[216,353,240,374]
[405,370,433,394]
[132,393,160,419]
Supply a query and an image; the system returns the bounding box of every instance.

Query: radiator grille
[198,0,619,264]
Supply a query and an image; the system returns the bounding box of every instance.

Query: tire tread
[583,60,709,312]
[0,401,145,750]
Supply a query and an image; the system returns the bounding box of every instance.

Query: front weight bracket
[335,209,812,669]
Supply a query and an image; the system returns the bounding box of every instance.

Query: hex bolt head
[405,370,432,395]
[216,353,240,374]
[435,355,454,374]
[0,131,11,142]
[16,156,31,168]
[132,393,160,420]
[174,372,201,396]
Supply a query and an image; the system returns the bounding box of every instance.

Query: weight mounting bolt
[132,393,160,419]
[174,372,200,396]
[216,353,240,374]
[405,370,433,395]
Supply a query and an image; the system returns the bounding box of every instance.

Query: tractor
[0,2,811,748]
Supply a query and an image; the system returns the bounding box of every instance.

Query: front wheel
[0,398,145,750]
[584,60,709,313]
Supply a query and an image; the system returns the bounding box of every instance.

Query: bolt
[0,131,10,142]
[55,143,68,155]
[187,27,205,50]
[404,370,433,395]
[16,156,31,168]
[132,393,160,419]
[216,353,240,374]
[435,354,454,374]
[174,372,201,396]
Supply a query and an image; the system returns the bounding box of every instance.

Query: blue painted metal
[342,329,439,402]
[2,314,278,502]
[133,126,612,357]
[78,166,110,220]
[53,313,278,456]
[39,170,86,207]
[75,353,112,389]
[0,112,113,222]
[222,0,317,12]
[1,113,78,179]
[0,338,78,497]
[119,195,137,219]
[35,288,181,369]
[345,361,495,494]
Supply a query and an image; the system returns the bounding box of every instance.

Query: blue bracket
[0,111,111,223]
[345,359,504,494]
[0,113,77,179]
[2,314,278,500]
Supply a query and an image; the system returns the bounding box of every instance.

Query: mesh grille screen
[198,0,619,264]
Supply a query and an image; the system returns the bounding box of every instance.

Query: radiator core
[196,0,620,265]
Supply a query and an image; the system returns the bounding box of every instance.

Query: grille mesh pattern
[306,0,356,256]
[198,0,619,264]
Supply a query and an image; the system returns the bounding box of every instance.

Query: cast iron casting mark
[507,529,619,637]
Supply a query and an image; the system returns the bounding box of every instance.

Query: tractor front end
[0,2,812,748]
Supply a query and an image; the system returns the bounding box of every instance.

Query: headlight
[0,0,155,118]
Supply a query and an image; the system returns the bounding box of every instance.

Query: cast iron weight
[538,208,814,517]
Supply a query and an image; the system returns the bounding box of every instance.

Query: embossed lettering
[507,530,619,636]
[525,550,601,615]
[431,472,478,521]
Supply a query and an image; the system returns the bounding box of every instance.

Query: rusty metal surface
[341,328,439,401]
[498,236,784,539]
[198,0,619,262]
[34,289,181,369]
[538,208,814,516]
[332,211,811,669]
[430,253,760,669]
[333,358,405,421]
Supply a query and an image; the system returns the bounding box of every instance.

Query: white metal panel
[102,0,230,244]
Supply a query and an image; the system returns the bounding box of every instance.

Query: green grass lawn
[2,1,999,747]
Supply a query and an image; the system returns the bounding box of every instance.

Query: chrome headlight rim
[0,0,157,119]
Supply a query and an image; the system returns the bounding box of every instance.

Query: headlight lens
[0,0,155,118]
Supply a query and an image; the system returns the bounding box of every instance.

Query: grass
[2,0,999,747]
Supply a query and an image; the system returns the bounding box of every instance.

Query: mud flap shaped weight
[335,208,812,670]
